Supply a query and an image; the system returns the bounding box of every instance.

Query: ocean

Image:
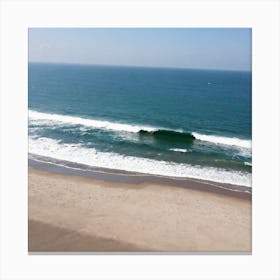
[28,63,252,188]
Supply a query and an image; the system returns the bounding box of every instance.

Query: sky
[29,28,251,71]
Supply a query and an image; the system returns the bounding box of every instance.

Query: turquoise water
[28,63,252,186]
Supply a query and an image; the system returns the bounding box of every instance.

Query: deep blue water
[28,63,252,186]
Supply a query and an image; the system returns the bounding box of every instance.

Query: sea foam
[169,148,188,153]
[192,132,251,149]
[29,136,251,187]
[29,110,251,150]
[29,110,157,133]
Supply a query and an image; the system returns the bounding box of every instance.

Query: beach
[28,167,251,252]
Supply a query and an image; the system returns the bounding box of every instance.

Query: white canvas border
[0,0,280,279]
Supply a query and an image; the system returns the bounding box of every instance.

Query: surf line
[29,155,249,192]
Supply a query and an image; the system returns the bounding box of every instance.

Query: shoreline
[29,153,251,200]
[28,167,251,252]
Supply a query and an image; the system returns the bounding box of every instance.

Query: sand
[28,167,251,252]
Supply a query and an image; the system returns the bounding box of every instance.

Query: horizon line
[28,61,252,73]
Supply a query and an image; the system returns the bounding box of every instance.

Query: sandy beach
[28,167,251,252]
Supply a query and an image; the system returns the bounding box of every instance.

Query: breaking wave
[29,110,251,150]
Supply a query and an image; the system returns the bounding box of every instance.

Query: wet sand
[28,167,251,252]
[28,155,252,199]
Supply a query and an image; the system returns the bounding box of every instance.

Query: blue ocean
[28,63,252,187]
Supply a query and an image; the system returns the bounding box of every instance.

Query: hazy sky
[29,28,251,71]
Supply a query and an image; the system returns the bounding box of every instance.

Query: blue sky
[29,28,251,71]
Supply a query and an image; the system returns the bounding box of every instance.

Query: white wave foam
[192,132,251,149]
[236,147,252,158]
[29,110,252,153]
[29,110,157,133]
[29,136,251,187]
[169,148,188,153]
[244,162,252,166]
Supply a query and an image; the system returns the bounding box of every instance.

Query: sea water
[28,63,252,187]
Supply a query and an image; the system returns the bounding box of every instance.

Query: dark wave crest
[138,129,195,143]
